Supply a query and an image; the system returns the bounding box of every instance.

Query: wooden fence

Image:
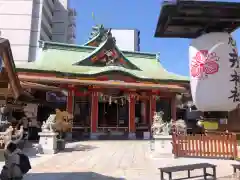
[172,132,238,159]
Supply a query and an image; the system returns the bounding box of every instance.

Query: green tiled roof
[16,40,189,82]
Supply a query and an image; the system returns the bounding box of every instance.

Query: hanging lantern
[189,32,240,111]
[121,98,124,106]
[109,96,112,105]
[136,95,139,101]
[61,90,68,96]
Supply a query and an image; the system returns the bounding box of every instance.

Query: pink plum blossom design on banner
[191,50,219,79]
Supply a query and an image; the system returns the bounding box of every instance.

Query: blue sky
[69,0,240,76]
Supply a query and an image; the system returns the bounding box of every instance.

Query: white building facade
[0,0,76,64]
[111,29,140,52]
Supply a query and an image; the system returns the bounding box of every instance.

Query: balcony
[68,8,77,17]
[69,15,76,23]
[68,28,76,35]
[67,32,76,40]
[68,22,76,28]
[68,22,76,31]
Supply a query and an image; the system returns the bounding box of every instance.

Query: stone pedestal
[151,135,173,158]
[38,131,58,154]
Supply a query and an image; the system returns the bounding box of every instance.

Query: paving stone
[23,140,238,180]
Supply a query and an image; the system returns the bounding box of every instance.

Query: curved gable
[74,30,141,71]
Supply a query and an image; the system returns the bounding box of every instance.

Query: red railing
[172,132,238,159]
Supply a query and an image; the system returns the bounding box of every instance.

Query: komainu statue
[169,119,187,135]
[151,111,170,136]
[41,114,56,132]
[151,111,187,136]
[41,109,73,136]
[54,109,73,136]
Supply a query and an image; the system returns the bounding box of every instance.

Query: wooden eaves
[18,74,186,93]
[0,38,63,102]
[0,38,26,99]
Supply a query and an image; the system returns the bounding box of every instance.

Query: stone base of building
[90,132,106,139]
[128,132,136,139]
[90,133,98,140]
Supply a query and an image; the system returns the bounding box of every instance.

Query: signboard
[189,32,239,111]
[201,121,218,130]
[46,92,66,102]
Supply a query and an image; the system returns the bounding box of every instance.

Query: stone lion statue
[169,119,187,135]
[151,111,169,135]
[54,109,73,133]
[151,111,187,136]
[41,109,73,134]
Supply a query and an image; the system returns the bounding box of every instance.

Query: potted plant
[54,109,73,151]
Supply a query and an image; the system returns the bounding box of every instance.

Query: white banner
[189,32,239,111]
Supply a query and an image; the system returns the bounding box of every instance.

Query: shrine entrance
[97,89,129,133]
[98,102,118,127]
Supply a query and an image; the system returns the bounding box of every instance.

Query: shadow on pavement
[62,144,98,153]
[24,172,126,180]
[217,173,240,180]
[22,143,40,159]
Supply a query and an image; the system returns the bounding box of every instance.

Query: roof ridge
[40,40,157,58]
[73,32,141,70]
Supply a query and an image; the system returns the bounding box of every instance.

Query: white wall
[0,0,74,63]
[0,0,34,63]
[111,29,140,52]
[52,0,69,43]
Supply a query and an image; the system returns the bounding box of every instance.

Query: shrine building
[1,25,189,139]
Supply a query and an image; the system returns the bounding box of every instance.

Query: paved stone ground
[22,140,239,180]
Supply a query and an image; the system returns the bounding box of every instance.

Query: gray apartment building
[0,0,76,64]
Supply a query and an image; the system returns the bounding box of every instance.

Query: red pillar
[91,92,98,133]
[128,94,136,134]
[141,100,148,125]
[149,95,156,127]
[171,95,177,121]
[66,88,75,140]
[66,89,74,114]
